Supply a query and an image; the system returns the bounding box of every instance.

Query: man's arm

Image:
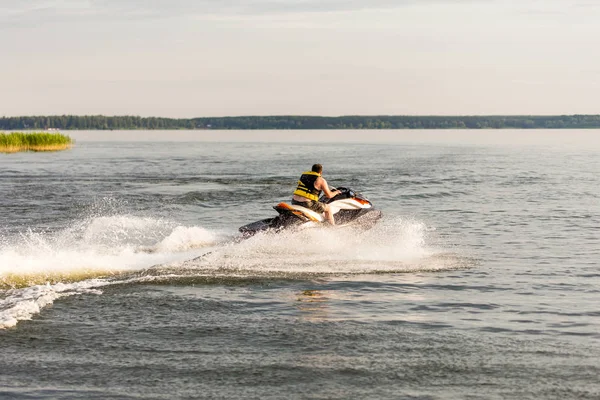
[316,177,341,199]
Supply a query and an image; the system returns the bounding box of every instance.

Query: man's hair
[312,164,323,173]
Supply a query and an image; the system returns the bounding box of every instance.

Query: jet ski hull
[239,187,382,236]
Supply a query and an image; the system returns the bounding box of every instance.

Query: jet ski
[239,187,382,236]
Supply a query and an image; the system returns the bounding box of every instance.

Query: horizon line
[3,114,600,119]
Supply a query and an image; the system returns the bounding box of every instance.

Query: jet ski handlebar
[333,187,355,197]
[321,186,357,203]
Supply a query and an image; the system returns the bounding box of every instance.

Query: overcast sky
[1,0,599,117]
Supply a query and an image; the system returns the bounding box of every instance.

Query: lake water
[1,129,599,399]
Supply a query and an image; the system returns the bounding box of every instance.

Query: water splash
[153,226,217,253]
[0,279,110,329]
[0,215,221,289]
[168,217,466,276]
[0,214,473,330]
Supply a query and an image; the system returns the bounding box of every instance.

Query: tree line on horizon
[1,115,600,130]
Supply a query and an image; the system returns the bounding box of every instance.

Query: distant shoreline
[2,115,600,130]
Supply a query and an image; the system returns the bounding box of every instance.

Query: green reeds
[0,131,73,153]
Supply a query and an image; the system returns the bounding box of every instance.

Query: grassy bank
[0,131,73,153]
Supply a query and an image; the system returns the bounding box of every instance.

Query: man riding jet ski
[238,164,382,236]
[292,163,340,225]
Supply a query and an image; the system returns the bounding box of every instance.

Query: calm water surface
[1,130,599,399]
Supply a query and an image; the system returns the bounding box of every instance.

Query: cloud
[3,0,598,24]
[0,0,95,25]
[0,0,468,23]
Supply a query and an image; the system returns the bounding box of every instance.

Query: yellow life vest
[293,171,321,201]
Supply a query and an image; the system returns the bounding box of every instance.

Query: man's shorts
[291,199,326,214]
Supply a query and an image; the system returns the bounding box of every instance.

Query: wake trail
[1,215,474,329]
